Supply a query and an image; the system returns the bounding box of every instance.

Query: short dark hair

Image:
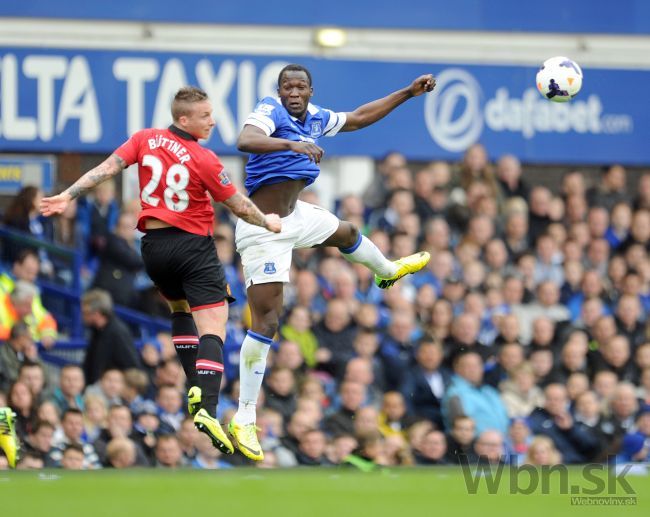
[62,408,83,420]
[278,64,312,87]
[19,360,43,374]
[63,443,84,455]
[10,322,31,341]
[32,419,55,434]
[14,248,39,266]
[171,86,209,121]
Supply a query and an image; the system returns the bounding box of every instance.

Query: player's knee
[344,223,360,248]
[251,308,280,338]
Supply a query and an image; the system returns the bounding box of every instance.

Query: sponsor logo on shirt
[218,170,232,186]
[255,103,275,116]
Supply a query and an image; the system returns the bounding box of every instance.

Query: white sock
[340,234,398,278]
[235,331,272,424]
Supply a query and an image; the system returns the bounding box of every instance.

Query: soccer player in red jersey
[41,86,281,455]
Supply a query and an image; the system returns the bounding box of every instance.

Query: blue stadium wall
[2,0,650,33]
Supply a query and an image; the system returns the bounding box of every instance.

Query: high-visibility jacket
[0,291,58,342]
[0,273,58,342]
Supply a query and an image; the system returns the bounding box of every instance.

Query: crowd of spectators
[1,143,650,470]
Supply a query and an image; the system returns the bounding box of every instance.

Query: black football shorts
[140,227,235,310]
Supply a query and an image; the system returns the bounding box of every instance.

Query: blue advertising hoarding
[0,155,55,193]
[2,0,649,34]
[0,48,648,165]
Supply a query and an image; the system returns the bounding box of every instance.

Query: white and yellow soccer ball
[536,56,583,103]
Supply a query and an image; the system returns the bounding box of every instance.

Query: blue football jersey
[243,96,346,195]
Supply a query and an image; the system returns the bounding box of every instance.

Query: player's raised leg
[191,303,234,455]
[322,220,430,289]
[230,282,283,461]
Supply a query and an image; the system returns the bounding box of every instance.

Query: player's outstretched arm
[237,125,324,163]
[340,74,436,132]
[40,154,127,217]
[223,192,282,233]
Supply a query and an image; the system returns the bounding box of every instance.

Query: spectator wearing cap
[442,351,509,436]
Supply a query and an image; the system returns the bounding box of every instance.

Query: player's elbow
[236,134,254,153]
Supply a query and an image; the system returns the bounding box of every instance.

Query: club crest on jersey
[218,171,231,186]
[310,121,322,138]
[263,262,277,275]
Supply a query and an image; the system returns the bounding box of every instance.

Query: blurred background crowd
[2,142,650,470]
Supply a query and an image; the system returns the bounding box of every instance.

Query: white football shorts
[235,200,340,287]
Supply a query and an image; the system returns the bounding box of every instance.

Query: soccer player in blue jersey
[227,64,435,460]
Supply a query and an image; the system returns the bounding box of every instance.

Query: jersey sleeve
[201,151,237,203]
[113,130,144,165]
[322,109,347,137]
[243,98,281,136]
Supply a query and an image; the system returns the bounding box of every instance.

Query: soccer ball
[536,56,583,103]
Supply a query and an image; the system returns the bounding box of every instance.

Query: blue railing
[0,226,171,364]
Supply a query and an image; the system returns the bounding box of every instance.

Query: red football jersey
[114,126,236,236]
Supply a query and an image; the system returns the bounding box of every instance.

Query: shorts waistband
[143,227,209,239]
